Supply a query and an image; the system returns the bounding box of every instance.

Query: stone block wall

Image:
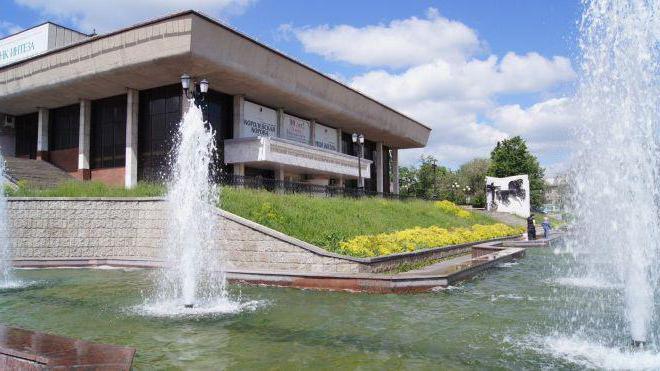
[6,198,366,273]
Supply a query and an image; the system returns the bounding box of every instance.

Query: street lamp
[181,74,209,109]
[352,133,365,194]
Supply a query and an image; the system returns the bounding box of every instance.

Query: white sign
[241,101,277,138]
[485,174,530,218]
[282,113,310,144]
[314,123,338,151]
[0,24,49,67]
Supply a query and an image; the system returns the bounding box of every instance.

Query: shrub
[472,194,486,208]
[337,223,524,257]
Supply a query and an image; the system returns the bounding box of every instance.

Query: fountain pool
[3,248,660,369]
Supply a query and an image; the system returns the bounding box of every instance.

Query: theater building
[0,11,430,193]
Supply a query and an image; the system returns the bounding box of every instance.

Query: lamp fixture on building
[352,133,365,194]
[180,74,209,108]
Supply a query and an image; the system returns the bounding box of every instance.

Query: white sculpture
[485,174,530,218]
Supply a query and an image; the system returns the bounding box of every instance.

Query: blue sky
[0,0,582,173]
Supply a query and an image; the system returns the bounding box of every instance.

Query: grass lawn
[219,188,501,252]
[5,180,166,198]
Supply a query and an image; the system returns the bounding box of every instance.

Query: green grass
[5,180,166,198]
[219,188,500,252]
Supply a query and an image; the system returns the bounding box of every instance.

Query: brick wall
[91,168,125,187]
[48,148,78,173]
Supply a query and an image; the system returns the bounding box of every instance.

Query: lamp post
[181,74,209,118]
[352,133,365,195]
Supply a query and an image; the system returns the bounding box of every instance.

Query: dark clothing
[527,216,536,240]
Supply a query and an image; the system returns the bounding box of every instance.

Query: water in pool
[3,248,656,369]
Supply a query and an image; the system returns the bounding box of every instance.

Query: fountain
[140,100,240,316]
[567,0,660,349]
[0,153,16,288]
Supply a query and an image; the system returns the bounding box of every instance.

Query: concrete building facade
[0,11,431,193]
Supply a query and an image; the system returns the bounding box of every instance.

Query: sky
[0,0,583,175]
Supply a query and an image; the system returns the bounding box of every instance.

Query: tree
[399,155,450,199]
[457,158,490,207]
[488,136,545,208]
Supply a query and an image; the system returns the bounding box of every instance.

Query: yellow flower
[337,223,523,257]
[434,200,471,218]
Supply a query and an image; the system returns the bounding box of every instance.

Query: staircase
[3,156,76,188]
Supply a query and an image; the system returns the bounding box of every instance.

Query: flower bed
[434,200,471,218]
[337,223,524,258]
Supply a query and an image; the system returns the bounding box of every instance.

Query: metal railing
[216,173,427,201]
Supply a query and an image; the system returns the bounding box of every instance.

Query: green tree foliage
[487,136,545,208]
[399,155,485,205]
[457,158,490,207]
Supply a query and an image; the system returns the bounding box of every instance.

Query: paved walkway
[466,207,527,227]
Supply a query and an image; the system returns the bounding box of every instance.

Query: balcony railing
[224,136,372,178]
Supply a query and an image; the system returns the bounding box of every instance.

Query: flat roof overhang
[0,11,431,149]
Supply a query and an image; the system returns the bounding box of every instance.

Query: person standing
[542,217,552,239]
[527,214,536,240]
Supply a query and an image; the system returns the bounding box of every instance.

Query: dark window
[138,85,181,181]
[341,132,357,156]
[206,89,233,177]
[363,139,377,192]
[49,104,79,150]
[91,95,126,169]
[15,113,38,158]
[383,145,391,194]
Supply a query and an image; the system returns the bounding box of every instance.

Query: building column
[276,108,284,138]
[275,167,285,181]
[233,95,244,139]
[392,148,400,194]
[77,100,91,180]
[338,175,345,188]
[337,128,343,153]
[309,120,316,146]
[376,142,384,194]
[233,163,245,176]
[36,108,49,160]
[125,89,139,188]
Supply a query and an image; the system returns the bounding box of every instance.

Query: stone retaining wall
[6,198,512,274]
[7,198,363,273]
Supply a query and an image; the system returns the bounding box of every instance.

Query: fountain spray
[569,0,660,347]
[0,153,14,287]
[152,99,227,310]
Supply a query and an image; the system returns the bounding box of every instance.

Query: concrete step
[3,156,76,188]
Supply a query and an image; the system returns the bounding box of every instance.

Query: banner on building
[282,113,310,144]
[241,101,277,138]
[314,123,338,151]
[0,24,49,67]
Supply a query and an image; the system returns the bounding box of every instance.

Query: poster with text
[314,123,338,151]
[241,101,277,138]
[282,113,311,144]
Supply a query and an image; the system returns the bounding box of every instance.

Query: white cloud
[0,21,23,37]
[14,0,255,33]
[488,98,576,143]
[283,8,577,168]
[286,7,480,68]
